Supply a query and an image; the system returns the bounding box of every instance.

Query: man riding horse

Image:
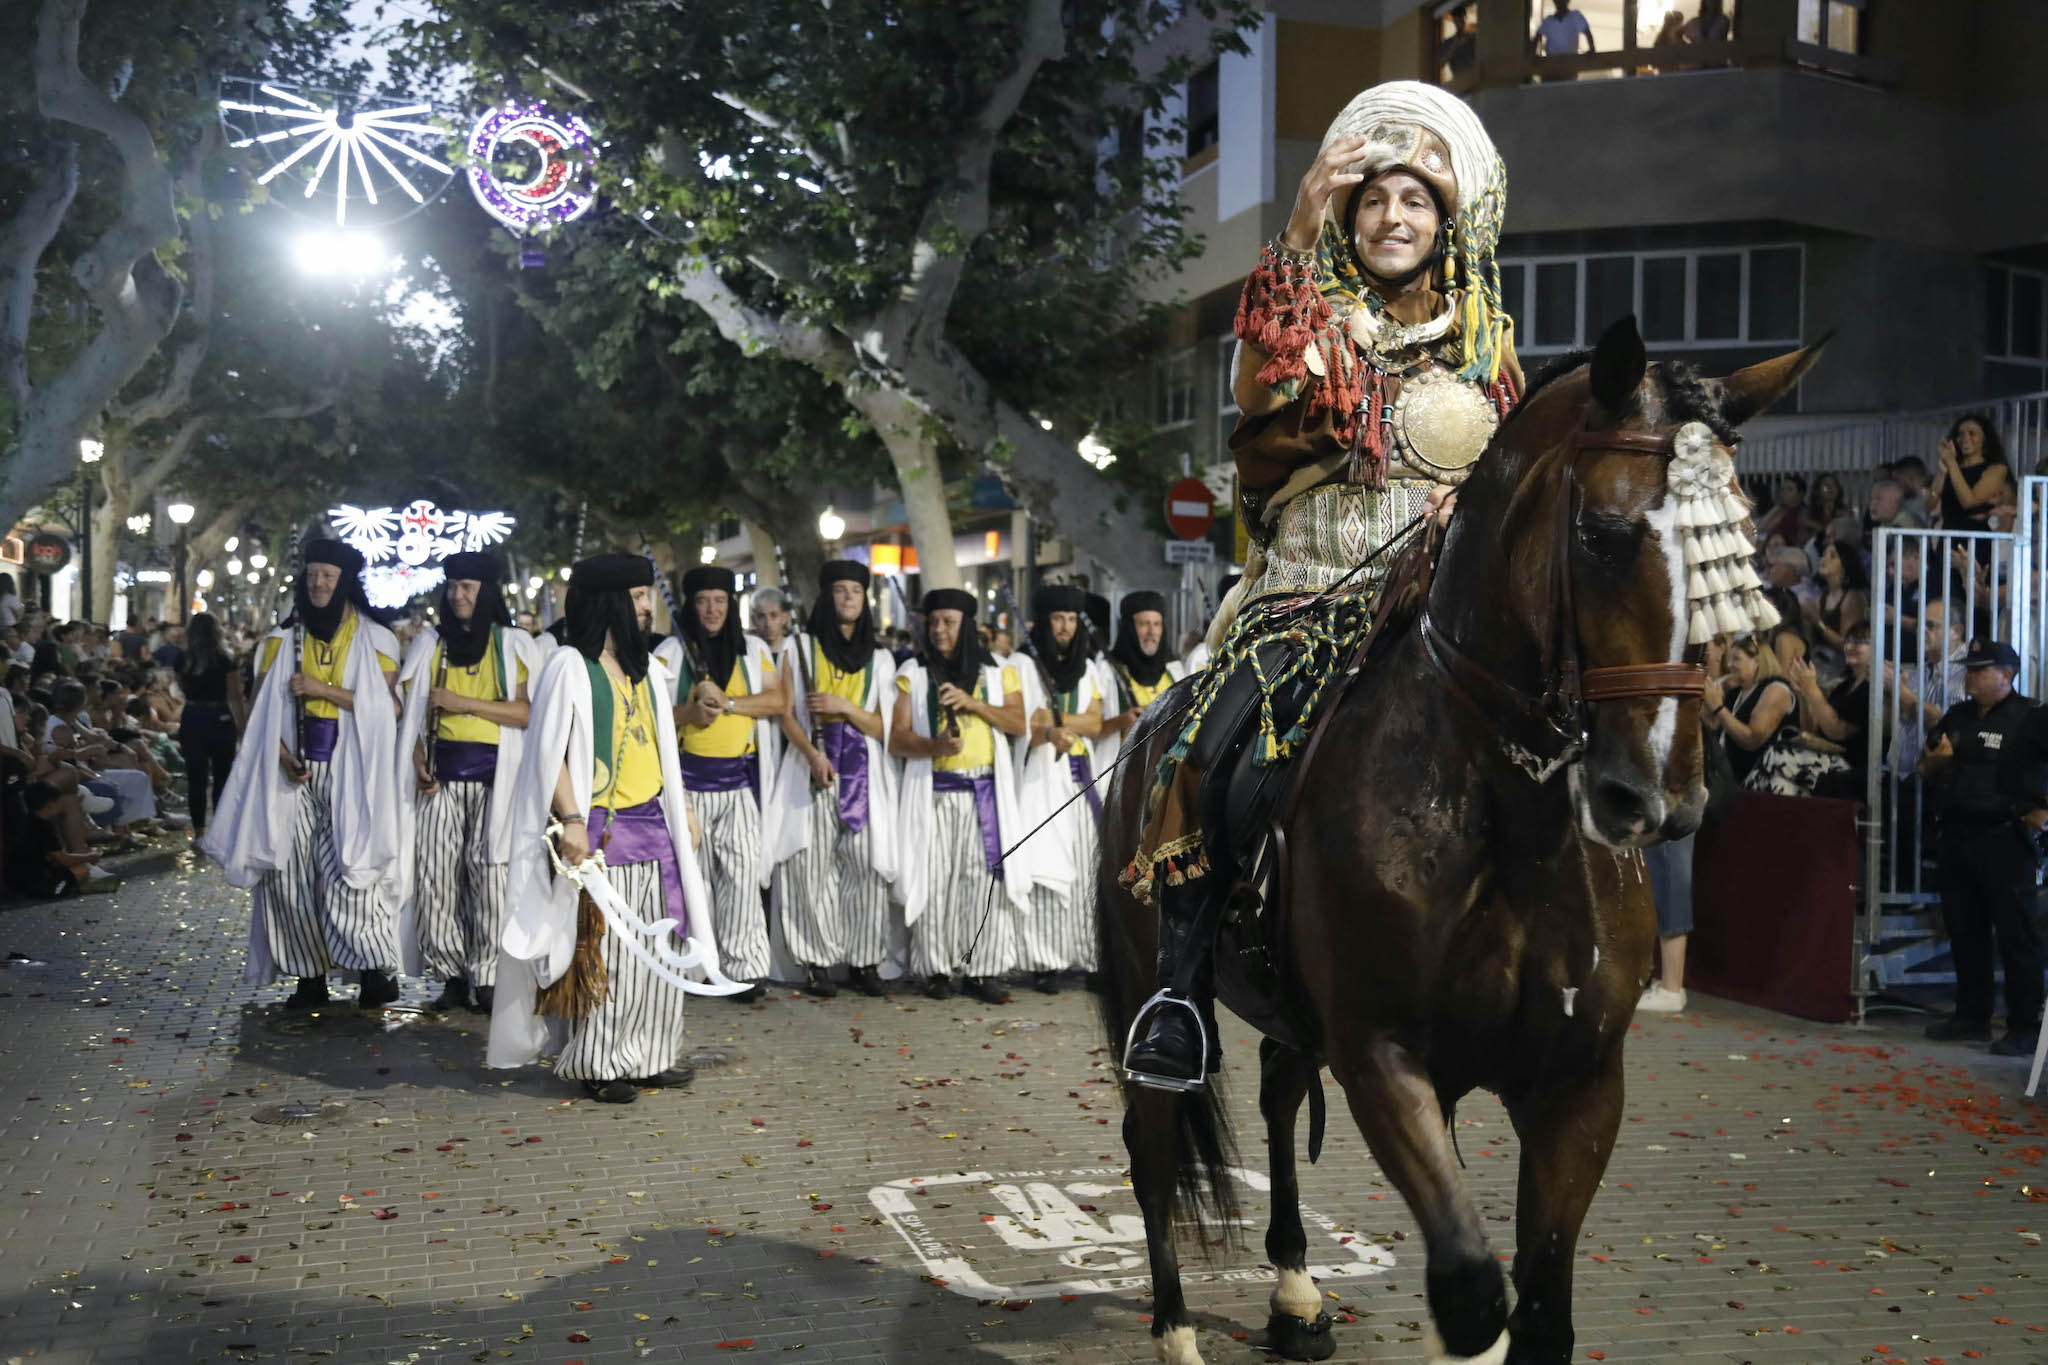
[1123,82,1526,1087]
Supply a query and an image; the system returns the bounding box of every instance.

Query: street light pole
[78,438,102,622]
[167,498,196,623]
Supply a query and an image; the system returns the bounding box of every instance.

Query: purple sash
[300,716,338,764]
[822,720,869,832]
[682,751,760,804]
[434,738,498,783]
[588,797,688,937]
[1068,751,1103,822]
[933,769,1003,878]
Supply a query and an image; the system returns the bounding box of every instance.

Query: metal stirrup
[1122,989,1213,1093]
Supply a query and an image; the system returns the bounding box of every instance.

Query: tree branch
[876,0,1064,351]
[710,90,859,200]
[112,133,222,425]
[672,253,853,379]
[0,138,79,406]
[35,0,181,306]
[128,412,207,502]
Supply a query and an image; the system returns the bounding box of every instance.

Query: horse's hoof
[1152,1323,1204,1365]
[1263,1310,1336,1361]
[1425,1323,1509,1365]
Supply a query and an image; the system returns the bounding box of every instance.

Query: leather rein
[1420,425,1710,782]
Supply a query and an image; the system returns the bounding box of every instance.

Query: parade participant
[1099,590,1187,756]
[770,561,899,997]
[655,566,784,998]
[488,553,711,1102]
[1124,81,1524,1086]
[396,553,539,1014]
[1014,584,1104,993]
[890,588,1032,1003]
[201,539,405,1010]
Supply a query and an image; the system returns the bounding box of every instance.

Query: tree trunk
[90,450,128,625]
[743,522,783,588]
[846,385,960,591]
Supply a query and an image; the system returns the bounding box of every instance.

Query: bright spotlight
[297,230,390,276]
[817,507,845,541]
[196,569,215,589]
[699,545,717,564]
[223,536,239,553]
[249,553,268,569]
[226,558,243,575]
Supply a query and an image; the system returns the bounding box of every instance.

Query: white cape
[394,624,540,899]
[895,658,1033,925]
[652,632,783,889]
[1012,660,1099,897]
[199,618,406,980]
[766,632,899,886]
[486,649,712,1070]
[1089,655,1186,780]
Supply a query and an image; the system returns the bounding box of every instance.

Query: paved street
[1,855,2045,1365]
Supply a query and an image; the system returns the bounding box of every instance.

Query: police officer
[1916,641,2043,1057]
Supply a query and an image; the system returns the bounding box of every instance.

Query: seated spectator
[1704,635,1799,789]
[1788,621,1878,800]
[115,617,149,663]
[1761,582,1811,675]
[1683,0,1731,42]
[4,781,102,897]
[141,667,185,728]
[42,679,162,834]
[1807,471,1848,537]
[151,622,186,672]
[31,619,66,676]
[1757,475,1816,549]
[1863,477,1928,537]
[1893,456,1934,525]
[1807,541,1869,658]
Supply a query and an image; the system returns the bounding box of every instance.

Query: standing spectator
[1683,0,1731,42]
[1438,2,1477,78]
[1704,635,1798,789]
[151,622,186,672]
[1788,621,1878,800]
[1638,832,1692,1014]
[1532,0,1596,57]
[0,572,21,630]
[1916,641,2041,1057]
[1931,414,2009,539]
[175,613,242,837]
[1890,595,1968,775]
[116,616,149,662]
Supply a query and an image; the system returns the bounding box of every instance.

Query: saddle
[1192,533,1438,1061]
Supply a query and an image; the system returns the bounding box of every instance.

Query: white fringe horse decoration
[1670,421,1779,645]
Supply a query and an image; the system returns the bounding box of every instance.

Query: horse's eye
[1578,516,1643,570]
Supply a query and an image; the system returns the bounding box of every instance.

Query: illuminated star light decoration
[328,500,516,610]
[219,77,456,227]
[466,101,598,235]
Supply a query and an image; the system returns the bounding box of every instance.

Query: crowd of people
[1642,413,2043,1062]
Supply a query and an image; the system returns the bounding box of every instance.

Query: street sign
[1165,477,1214,540]
[1164,539,1215,565]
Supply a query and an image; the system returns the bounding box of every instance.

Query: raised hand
[1281,133,1374,253]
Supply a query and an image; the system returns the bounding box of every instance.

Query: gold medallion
[1390,367,1498,478]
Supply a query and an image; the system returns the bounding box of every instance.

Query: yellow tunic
[810,637,871,709]
[900,665,1019,772]
[682,658,772,758]
[259,611,397,718]
[594,671,662,810]
[1050,678,1093,757]
[432,631,529,744]
[1129,674,1171,709]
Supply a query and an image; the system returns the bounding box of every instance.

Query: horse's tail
[1093,804,1238,1249]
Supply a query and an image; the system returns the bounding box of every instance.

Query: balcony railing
[1444,35,1894,93]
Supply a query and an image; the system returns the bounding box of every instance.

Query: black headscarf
[680,564,744,690]
[437,551,510,668]
[809,560,876,675]
[1029,584,1091,694]
[919,587,984,689]
[294,539,373,642]
[1084,593,1111,657]
[565,553,653,682]
[1112,590,1171,688]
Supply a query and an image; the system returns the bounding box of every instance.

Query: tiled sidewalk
[1,854,2043,1364]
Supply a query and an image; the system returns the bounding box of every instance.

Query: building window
[1528,0,1625,77]
[1797,0,1862,54]
[1434,0,1478,83]
[1185,63,1219,161]
[1986,264,2048,363]
[1500,244,1806,354]
[1216,335,1240,456]
[1155,347,1196,430]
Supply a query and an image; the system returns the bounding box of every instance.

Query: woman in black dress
[1931,414,2009,561]
[175,613,244,835]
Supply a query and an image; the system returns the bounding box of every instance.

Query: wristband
[555,813,586,825]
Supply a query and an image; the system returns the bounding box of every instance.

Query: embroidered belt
[1253,480,1437,598]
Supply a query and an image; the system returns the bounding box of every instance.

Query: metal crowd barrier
[1859,524,2028,1020]
[1741,391,2048,506]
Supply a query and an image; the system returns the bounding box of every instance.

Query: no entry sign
[1165,477,1214,541]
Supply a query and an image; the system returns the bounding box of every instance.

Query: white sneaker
[79,791,115,815]
[1638,984,1688,1014]
[85,864,113,883]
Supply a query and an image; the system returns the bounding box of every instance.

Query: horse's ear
[1588,314,1647,414]
[1717,332,1832,428]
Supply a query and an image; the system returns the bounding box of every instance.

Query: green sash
[585,658,617,799]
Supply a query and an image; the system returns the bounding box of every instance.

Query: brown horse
[1096,316,1823,1365]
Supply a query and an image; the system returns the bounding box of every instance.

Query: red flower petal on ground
[371,1208,396,1220]
[567,1331,590,1343]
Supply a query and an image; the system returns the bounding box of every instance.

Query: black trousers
[1936,824,2045,1031]
[178,703,237,834]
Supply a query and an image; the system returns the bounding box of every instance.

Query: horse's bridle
[1420,425,1710,781]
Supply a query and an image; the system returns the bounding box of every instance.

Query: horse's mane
[1509,347,1740,447]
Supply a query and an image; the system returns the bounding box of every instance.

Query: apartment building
[1146,0,2048,497]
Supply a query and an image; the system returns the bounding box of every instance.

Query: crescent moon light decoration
[465,101,599,235]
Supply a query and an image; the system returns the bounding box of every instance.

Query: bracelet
[554,813,585,825]
[1272,233,1316,265]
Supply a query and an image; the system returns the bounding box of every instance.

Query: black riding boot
[1122,879,1222,1088]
